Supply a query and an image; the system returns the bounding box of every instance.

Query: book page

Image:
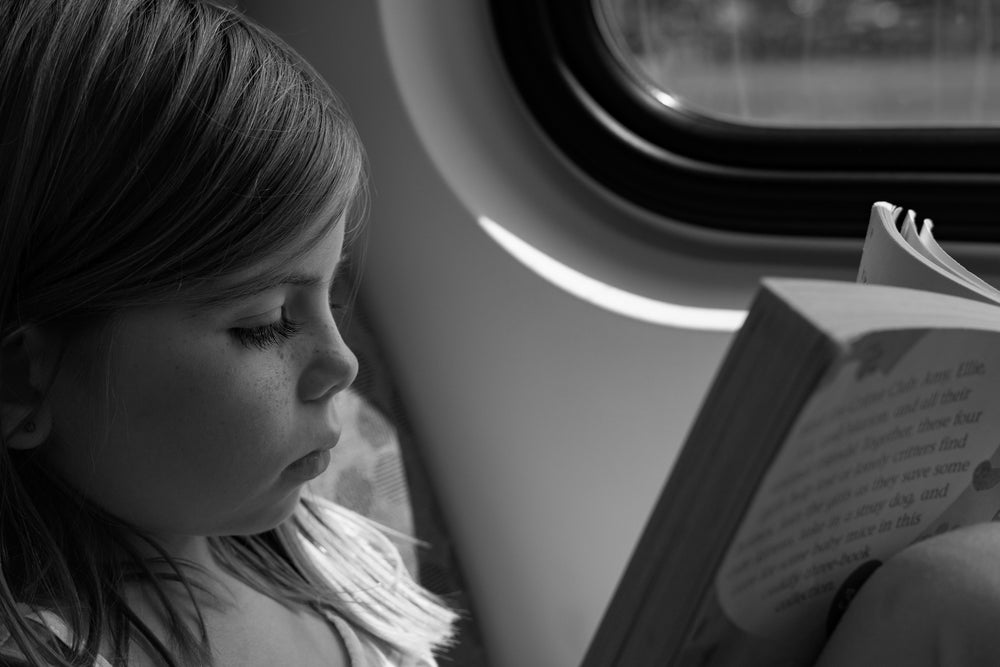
[897,214,1000,299]
[678,328,1000,666]
[857,202,1000,306]
[916,219,1000,300]
[899,211,940,265]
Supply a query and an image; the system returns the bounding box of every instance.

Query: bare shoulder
[815,523,1000,667]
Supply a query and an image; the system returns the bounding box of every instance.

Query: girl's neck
[126,533,240,609]
[148,534,216,572]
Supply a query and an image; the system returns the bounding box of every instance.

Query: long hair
[0,1,455,664]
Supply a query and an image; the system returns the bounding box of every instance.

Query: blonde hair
[0,0,456,663]
[215,496,457,664]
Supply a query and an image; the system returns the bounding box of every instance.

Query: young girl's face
[40,217,358,539]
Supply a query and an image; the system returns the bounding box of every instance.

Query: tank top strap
[1,604,114,667]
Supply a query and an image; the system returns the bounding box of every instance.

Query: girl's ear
[1,327,54,449]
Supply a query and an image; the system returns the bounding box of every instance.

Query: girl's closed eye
[231,287,348,350]
[230,309,303,350]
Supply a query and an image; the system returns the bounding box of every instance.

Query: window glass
[597,0,1000,127]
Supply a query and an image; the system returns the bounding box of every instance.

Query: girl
[0,0,457,665]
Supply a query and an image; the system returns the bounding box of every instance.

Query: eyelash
[231,297,347,350]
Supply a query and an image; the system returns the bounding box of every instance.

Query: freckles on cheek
[261,347,293,400]
[246,347,296,423]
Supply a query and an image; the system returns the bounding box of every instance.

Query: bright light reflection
[651,89,682,111]
[477,216,747,332]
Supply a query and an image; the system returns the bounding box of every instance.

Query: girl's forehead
[220,205,349,286]
[182,216,346,311]
[230,218,345,280]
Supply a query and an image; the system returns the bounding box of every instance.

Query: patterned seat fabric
[318,275,491,666]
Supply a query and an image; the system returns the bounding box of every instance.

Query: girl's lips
[284,430,340,481]
[284,448,332,482]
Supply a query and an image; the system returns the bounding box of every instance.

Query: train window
[491,1,1000,242]
[598,0,1000,128]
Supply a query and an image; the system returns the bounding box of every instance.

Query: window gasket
[490,0,1000,241]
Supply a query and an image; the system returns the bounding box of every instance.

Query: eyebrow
[246,272,326,294]
[184,253,351,312]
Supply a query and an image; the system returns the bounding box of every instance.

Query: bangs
[18,1,368,318]
[164,12,368,282]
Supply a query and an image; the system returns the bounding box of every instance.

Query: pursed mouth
[305,430,341,458]
[285,448,333,480]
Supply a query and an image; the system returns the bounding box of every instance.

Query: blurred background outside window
[598,0,1000,127]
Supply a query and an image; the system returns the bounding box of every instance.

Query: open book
[583,202,1000,666]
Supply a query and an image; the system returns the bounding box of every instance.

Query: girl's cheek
[259,359,294,404]
[226,346,299,412]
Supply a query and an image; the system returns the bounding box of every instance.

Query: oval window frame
[490,0,1000,240]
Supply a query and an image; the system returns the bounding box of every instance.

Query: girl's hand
[815,523,1000,667]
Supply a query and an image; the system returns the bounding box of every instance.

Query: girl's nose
[297,323,359,403]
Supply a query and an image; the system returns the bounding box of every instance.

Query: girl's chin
[193,488,305,538]
[234,487,304,535]
[118,487,307,540]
